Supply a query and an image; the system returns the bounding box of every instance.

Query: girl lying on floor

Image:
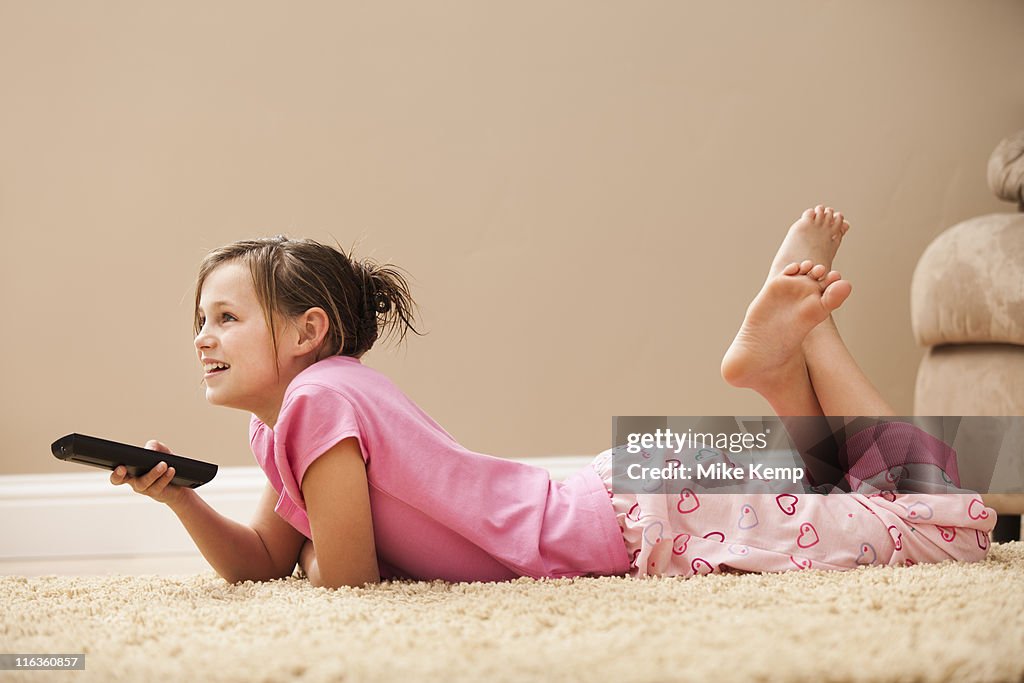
[110,206,996,587]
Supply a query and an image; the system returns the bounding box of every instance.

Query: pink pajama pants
[589,449,997,578]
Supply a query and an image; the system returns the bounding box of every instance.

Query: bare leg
[803,318,896,417]
[758,204,895,418]
[721,261,853,484]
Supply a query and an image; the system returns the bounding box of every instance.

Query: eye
[197,313,236,329]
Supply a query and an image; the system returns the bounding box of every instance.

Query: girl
[111,207,996,587]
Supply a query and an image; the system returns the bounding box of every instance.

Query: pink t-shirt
[249,355,630,582]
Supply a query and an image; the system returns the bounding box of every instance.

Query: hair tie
[374,291,391,314]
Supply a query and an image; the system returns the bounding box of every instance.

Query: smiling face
[194,261,295,424]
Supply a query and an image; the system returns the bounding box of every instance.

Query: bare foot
[722,262,852,393]
[769,205,850,278]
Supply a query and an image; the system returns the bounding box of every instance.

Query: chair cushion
[988,129,1024,208]
[915,344,1024,415]
[911,213,1024,346]
[915,346,1024,510]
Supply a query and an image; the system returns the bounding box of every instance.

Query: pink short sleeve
[271,383,362,511]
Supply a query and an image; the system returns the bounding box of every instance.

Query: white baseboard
[0,456,593,562]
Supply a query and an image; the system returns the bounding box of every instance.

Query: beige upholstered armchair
[911,130,1024,542]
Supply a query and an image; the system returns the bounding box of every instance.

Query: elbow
[302,553,380,589]
[309,572,380,590]
[220,568,260,585]
[220,563,296,585]
[220,570,247,585]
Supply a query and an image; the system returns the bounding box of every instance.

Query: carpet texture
[3,542,1024,683]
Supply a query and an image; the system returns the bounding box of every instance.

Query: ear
[292,307,331,358]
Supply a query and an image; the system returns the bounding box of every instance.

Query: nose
[194,322,216,352]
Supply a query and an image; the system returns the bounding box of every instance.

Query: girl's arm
[168,481,305,583]
[300,436,380,589]
[114,441,305,583]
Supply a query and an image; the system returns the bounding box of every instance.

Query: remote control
[51,433,218,488]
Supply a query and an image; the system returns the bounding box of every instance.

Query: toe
[822,280,853,312]
[802,207,815,219]
[814,205,825,221]
[834,211,843,228]
[822,270,842,286]
[783,262,801,275]
[841,220,850,234]
[798,259,814,274]
[808,264,827,280]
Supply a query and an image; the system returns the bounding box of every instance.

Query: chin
[206,393,251,415]
[204,390,230,408]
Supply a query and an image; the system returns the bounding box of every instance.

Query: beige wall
[2,1,1022,475]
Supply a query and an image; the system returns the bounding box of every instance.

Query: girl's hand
[109,440,189,507]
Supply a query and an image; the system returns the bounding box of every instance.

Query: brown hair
[193,236,421,361]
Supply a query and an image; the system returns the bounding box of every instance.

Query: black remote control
[51,433,218,489]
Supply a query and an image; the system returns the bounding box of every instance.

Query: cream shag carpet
[3,543,1024,683]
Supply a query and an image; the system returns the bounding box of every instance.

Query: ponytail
[353,259,420,357]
